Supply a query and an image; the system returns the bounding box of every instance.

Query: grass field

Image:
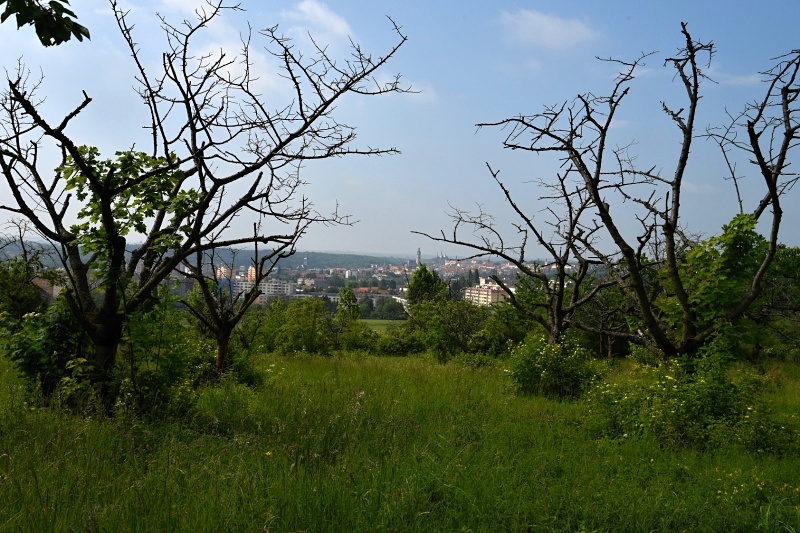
[2,354,800,531]
[362,318,405,333]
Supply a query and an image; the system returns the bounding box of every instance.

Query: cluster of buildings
[23,247,564,309]
[175,249,537,308]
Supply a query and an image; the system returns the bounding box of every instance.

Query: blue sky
[2,0,799,258]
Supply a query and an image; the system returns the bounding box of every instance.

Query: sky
[2,0,799,259]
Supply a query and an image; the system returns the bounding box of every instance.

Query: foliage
[124,288,190,381]
[587,332,796,452]
[116,289,199,418]
[510,336,597,399]
[747,244,800,361]
[332,286,359,328]
[358,296,374,318]
[0,296,87,401]
[373,327,424,356]
[406,263,447,305]
[230,306,271,357]
[0,254,51,324]
[371,297,407,320]
[337,321,378,353]
[61,148,194,272]
[326,286,375,352]
[407,300,489,362]
[0,0,89,46]
[254,300,290,354]
[275,298,330,355]
[468,302,534,358]
[659,214,767,344]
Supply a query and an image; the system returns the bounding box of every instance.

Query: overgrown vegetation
[1,8,800,531]
[510,335,598,399]
[2,354,800,531]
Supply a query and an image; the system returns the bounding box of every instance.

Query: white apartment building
[234,278,297,304]
[463,279,510,306]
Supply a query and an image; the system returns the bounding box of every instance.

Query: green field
[362,318,405,333]
[2,354,800,531]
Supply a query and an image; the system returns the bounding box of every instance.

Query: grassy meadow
[362,318,405,333]
[2,353,800,532]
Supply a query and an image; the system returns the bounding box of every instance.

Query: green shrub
[275,298,330,355]
[586,342,796,453]
[0,297,87,401]
[113,371,177,419]
[510,337,596,399]
[453,352,497,369]
[373,328,424,356]
[228,351,263,387]
[338,321,378,352]
[467,303,530,358]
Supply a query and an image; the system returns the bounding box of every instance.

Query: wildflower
[264,451,273,457]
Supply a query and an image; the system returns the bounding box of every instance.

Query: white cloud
[281,0,353,46]
[497,58,544,75]
[683,180,719,195]
[501,9,599,50]
[706,66,761,87]
[405,81,438,103]
[158,0,207,15]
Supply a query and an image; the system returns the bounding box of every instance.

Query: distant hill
[2,241,411,270]
[173,248,409,270]
[275,251,410,270]
[0,240,61,267]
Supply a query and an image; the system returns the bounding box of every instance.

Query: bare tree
[429,24,799,358]
[180,223,297,375]
[415,164,611,343]
[0,0,409,399]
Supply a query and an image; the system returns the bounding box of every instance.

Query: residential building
[234,277,297,304]
[464,279,510,306]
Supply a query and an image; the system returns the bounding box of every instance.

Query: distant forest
[273,251,410,270]
[0,240,411,271]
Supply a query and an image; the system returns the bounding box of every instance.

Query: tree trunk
[216,328,233,375]
[89,311,124,406]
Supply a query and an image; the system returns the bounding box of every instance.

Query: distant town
[21,243,574,311]
[169,248,574,309]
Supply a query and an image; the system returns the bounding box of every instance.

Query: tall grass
[2,354,800,531]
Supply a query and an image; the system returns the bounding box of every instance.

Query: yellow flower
[264,451,273,457]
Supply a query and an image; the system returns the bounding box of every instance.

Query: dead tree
[415,163,612,343]
[442,24,798,358]
[180,224,297,375]
[0,0,409,399]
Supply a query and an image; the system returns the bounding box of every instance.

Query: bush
[338,321,378,352]
[0,297,87,401]
[406,300,489,362]
[373,328,424,356]
[510,337,597,399]
[275,298,330,355]
[453,352,497,369]
[190,375,257,436]
[586,341,796,453]
[113,370,184,419]
[468,302,534,358]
